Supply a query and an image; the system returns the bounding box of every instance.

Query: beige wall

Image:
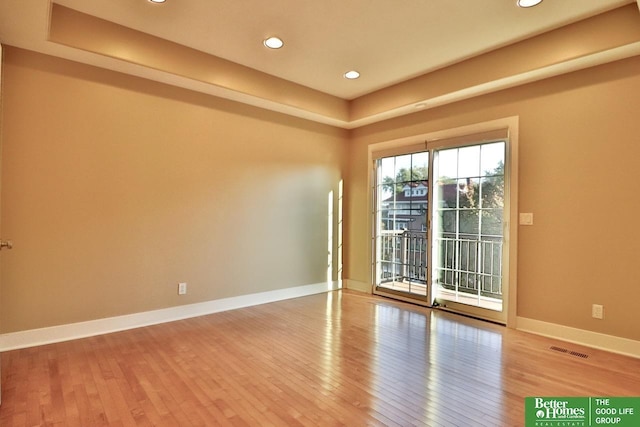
[346,55,640,342]
[0,47,347,333]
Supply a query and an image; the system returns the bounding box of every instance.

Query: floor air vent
[550,346,589,359]
[569,351,589,359]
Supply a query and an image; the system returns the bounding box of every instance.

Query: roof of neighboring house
[382,193,427,203]
[382,181,462,204]
[382,181,428,203]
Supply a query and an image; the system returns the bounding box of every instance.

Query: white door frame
[368,117,519,327]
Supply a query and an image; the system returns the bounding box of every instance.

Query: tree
[436,161,504,237]
[382,166,428,193]
[440,161,504,210]
[480,161,504,209]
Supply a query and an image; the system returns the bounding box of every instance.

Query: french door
[373,129,512,324]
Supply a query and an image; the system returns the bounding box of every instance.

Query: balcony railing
[434,236,503,299]
[379,231,503,300]
[379,230,427,285]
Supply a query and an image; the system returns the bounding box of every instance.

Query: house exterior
[381,181,428,232]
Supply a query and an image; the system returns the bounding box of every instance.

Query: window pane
[481,209,503,236]
[481,142,505,176]
[412,151,429,179]
[380,157,395,184]
[379,157,395,200]
[437,149,457,179]
[458,145,480,178]
[436,178,458,208]
[395,154,412,184]
[481,176,504,208]
[459,210,479,236]
[440,210,457,234]
[458,178,479,209]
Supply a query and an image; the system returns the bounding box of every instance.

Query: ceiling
[1,0,639,128]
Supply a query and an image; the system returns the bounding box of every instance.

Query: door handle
[0,240,13,250]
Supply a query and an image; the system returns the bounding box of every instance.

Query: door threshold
[373,288,431,307]
[432,301,506,325]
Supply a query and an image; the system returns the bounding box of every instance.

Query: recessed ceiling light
[148,0,166,3]
[263,37,284,49]
[344,70,360,80]
[517,0,542,7]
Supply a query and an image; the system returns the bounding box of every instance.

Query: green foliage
[437,161,505,236]
[382,166,428,193]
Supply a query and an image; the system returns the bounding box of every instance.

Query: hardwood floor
[1,290,639,426]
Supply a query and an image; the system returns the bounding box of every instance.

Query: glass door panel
[432,142,506,318]
[374,151,429,298]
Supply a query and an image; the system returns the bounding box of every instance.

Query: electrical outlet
[592,304,604,319]
[178,282,187,295]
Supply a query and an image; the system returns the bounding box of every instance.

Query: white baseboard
[0,281,340,352]
[517,316,640,359]
[344,279,371,293]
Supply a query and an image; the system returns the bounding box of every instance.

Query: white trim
[0,281,340,352]
[517,316,640,359]
[345,279,371,294]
